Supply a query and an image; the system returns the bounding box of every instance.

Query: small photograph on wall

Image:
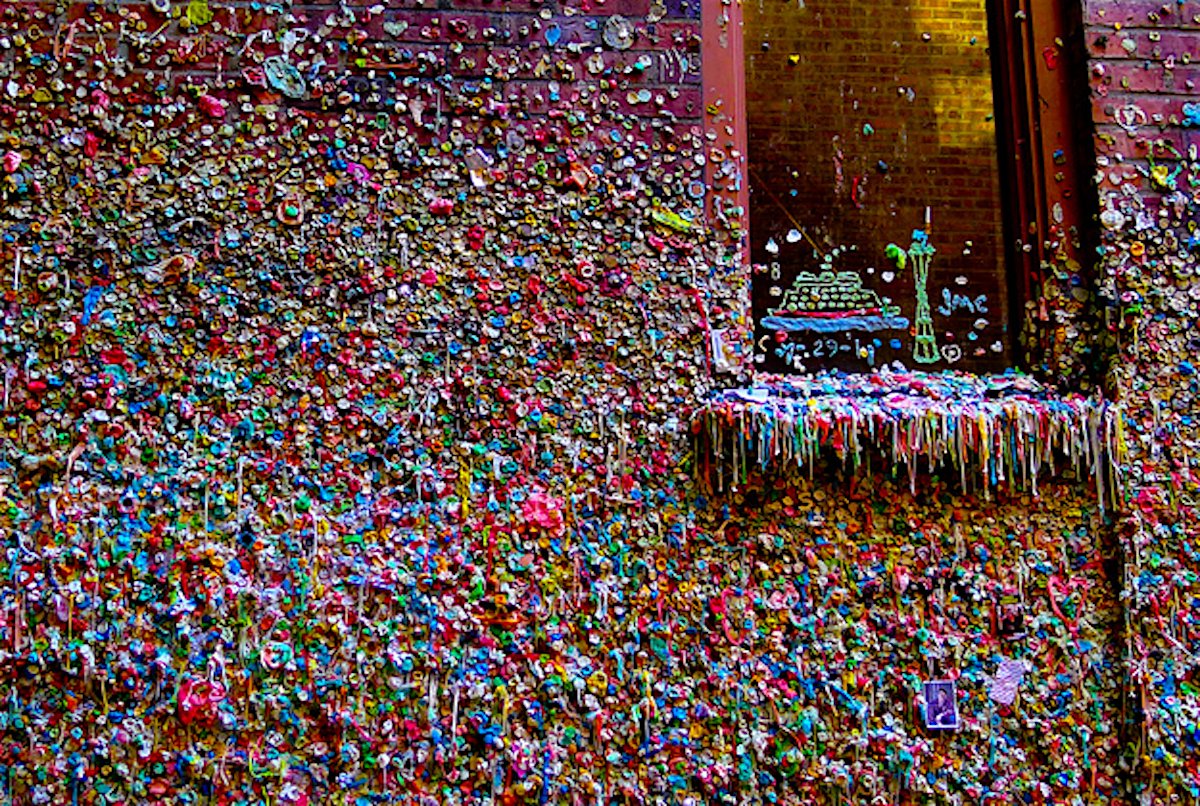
[997,597,1027,641]
[923,680,959,730]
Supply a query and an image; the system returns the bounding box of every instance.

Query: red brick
[1091,91,1192,126]
[1093,127,1197,159]
[1092,60,1200,94]
[1086,28,1198,61]
[588,0,654,17]
[447,0,547,12]
[1086,0,1200,29]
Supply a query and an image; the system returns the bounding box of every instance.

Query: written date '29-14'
[773,336,887,369]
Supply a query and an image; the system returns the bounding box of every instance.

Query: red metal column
[701,0,750,265]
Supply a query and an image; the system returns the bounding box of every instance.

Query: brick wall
[1087,0,1200,799]
[0,0,1190,803]
[0,1,740,803]
[745,0,1009,375]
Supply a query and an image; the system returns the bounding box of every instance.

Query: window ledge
[696,370,1123,511]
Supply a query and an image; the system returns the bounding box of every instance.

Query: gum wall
[0,0,1195,803]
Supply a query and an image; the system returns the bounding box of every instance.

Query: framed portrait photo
[923,679,959,731]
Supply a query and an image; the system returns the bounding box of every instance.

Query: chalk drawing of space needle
[909,210,938,364]
[883,212,938,363]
